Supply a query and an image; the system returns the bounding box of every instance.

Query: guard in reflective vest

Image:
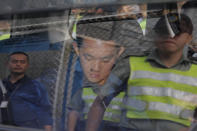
[121,13,196,131]
[67,18,125,130]
[0,20,10,41]
[86,12,196,131]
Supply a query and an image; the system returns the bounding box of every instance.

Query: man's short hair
[71,21,122,48]
[154,13,193,36]
[8,51,29,61]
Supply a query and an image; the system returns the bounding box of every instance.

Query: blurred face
[155,32,192,54]
[8,54,29,75]
[74,38,122,85]
[0,21,10,32]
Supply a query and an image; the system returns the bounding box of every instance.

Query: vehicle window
[0,1,197,131]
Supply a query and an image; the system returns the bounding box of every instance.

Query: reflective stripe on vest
[82,88,124,122]
[131,70,197,87]
[129,86,197,105]
[126,56,197,126]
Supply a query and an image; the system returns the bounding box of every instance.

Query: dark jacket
[2,76,52,129]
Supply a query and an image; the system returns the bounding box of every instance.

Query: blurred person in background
[0,52,53,131]
[0,18,11,41]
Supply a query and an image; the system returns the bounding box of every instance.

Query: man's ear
[73,41,80,56]
[117,46,125,57]
[185,34,193,45]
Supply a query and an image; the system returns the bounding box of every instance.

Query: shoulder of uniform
[130,55,147,62]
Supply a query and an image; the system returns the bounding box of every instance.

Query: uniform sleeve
[93,57,130,98]
[68,59,85,112]
[34,82,53,126]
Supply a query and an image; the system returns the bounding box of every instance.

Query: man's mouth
[162,39,176,46]
[90,73,100,78]
[14,68,22,70]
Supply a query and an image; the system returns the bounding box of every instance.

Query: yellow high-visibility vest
[0,33,10,41]
[82,88,124,122]
[125,56,197,126]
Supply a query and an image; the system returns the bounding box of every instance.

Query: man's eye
[11,60,17,64]
[102,58,111,63]
[102,56,114,63]
[20,60,26,64]
[83,54,93,61]
[11,60,26,64]
[101,55,114,63]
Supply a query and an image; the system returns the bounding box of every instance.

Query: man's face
[8,54,29,75]
[155,32,192,53]
[75,38,121,85]
[0,21,10,32]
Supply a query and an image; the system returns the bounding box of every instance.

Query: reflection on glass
[0,1,197,131]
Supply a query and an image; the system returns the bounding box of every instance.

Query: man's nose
[161,34,171,39]
[92,60,101,71]
[16,62,21,66]
[15,61,22,65]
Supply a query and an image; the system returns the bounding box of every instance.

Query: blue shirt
[3,75,53,129]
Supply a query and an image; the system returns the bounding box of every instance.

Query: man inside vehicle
[0,51,53,131]
[86,12,197,131]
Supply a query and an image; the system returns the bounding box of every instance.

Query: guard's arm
[68,110,80,131]
[85,96,106,131]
